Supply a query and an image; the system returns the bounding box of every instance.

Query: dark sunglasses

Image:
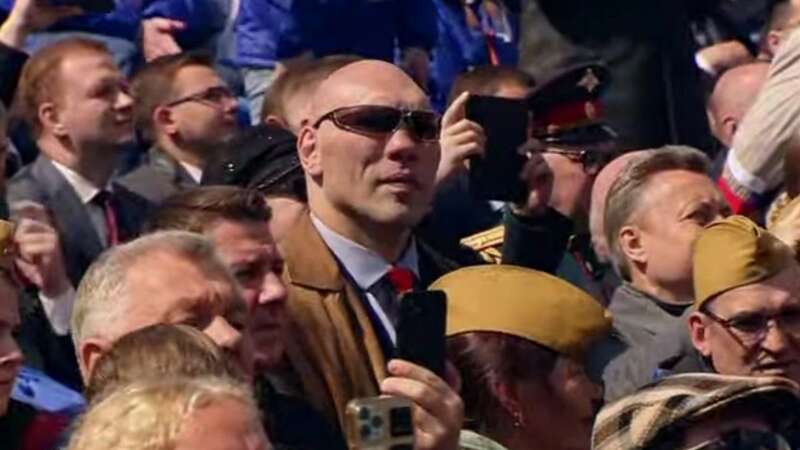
[684,429,791,450]
[312,105,440,142]
[165,85,236,108]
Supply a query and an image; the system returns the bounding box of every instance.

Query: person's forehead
[60,51,118,79]
[208,219,274,248]
[315,63,430,112]
[640,170,718,211]
[173,65,224,91]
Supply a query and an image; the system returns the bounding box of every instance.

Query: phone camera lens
[390,406,413,437]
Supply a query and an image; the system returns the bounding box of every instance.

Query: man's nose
[761,320,793,355]
[259,273,287,306]
[385,126,422,163]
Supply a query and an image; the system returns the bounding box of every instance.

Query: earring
[512,410,523,429]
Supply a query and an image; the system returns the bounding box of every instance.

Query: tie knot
[91,190,112,205]
[386,266,415,295]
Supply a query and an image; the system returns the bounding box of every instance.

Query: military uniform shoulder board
[461,225,506,264]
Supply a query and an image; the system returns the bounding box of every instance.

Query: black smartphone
[50,0,115,14]
[465,95,529,203]
[394,290,447,377]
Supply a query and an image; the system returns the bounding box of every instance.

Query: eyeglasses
[703,307,800,348]
[683,429,791,450]
[312,105,441,143]
[542,147,614,174]
[165,85,236,108]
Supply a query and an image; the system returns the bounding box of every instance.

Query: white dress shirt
[310,214,419,344]
[179,161,203,184]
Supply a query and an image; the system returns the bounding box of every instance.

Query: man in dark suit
[118,52,240,204]
[7,37,151,388]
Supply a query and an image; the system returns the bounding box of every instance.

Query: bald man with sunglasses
[281,60,558,448]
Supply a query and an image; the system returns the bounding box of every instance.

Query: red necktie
[92,190,119,247]
[386,266,415,295]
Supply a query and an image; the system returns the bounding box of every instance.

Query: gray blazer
[7,155,153,286]
[117,148,198,205]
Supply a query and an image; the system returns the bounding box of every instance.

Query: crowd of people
[2,0,800,449]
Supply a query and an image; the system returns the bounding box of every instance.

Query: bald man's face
[299,62,440,230]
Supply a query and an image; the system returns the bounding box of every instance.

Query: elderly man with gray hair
[70,230,254,382]
[590,145,728,401]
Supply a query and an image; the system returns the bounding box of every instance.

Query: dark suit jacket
[116,147,198,204]
[0,42,27,107]
[7,155,153,389]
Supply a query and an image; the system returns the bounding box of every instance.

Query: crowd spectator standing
[6,2,800,450]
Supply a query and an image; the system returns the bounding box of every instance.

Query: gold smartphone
[344,396,415,450]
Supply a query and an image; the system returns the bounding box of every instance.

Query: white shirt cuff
[39,286,76,336]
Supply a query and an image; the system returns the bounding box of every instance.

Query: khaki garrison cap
[431,265,611,357]
[693,216,795,309]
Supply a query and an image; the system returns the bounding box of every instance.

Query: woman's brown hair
[447,331,558,433]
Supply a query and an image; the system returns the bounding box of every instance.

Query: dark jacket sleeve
[0,42,27,107]
[501,207,573,274]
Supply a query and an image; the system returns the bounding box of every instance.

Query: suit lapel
[31,157,104,284]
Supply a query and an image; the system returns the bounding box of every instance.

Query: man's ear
[79,337,112,383]
[619,225,647,268]
[720,116,739,148]
[298,126,322,178]
[688,312,713,358]
[39,102,67,138]
[154,105,177,136]
[767,30,783,58]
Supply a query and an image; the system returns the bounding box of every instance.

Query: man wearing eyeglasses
[119,52,240,205]
[689,216,800,386]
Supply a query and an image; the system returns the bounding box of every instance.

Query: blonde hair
[85,324,245,403]
[67,376,265,450]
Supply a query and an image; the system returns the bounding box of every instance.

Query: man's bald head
[589,150,649,262]
[310,60,430,120]
[297,59,441,254]
[707,62,770,148]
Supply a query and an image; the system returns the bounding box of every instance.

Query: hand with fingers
[436,92,487,189]
[381,359,464,450]
[512,140,554,217]
[0,0,83,48]
[141,17,186,62]
[11,201,71,297]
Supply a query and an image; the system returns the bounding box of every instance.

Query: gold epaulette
[461,225,506,264]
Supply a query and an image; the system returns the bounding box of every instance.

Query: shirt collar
[179,161,203,184]
[310,214,419,290]
[50,160,107,204]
